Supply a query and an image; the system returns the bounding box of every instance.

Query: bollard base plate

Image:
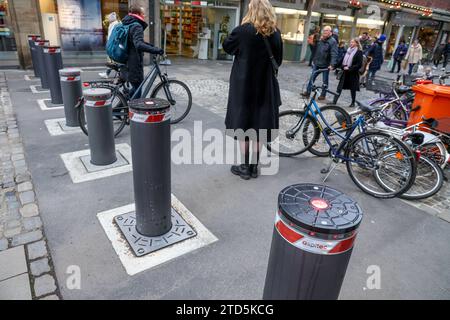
[114,208,197,257]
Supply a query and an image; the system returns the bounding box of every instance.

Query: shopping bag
[386,59,394,71]
[417,63,424,75]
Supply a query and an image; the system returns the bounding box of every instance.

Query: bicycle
[268,69,417,199]
[75,54,192,137]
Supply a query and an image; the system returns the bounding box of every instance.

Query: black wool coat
[222,23,283,133]
[339,50,363,92]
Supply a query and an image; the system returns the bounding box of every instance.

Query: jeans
[391,59,401,73]
[368,69,377,81]
[306,65,329,97]
[408,63,416,75]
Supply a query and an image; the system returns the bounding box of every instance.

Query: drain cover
[114,208,197,257]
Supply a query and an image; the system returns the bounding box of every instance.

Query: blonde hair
[352,38,362,51]
[242,0,277,37]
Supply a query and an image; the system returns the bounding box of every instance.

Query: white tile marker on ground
[37,99,63,111]
[44,118,82,136]
[30,85,49,94]
[97,194,218,276]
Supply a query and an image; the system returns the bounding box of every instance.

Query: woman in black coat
[336,38,363,108]
[222,0,283,180]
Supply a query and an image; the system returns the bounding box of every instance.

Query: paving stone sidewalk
[0,72,60,300]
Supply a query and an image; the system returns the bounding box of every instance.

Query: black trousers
[391,59,402,73]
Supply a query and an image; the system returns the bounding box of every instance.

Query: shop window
[0,0,17,53]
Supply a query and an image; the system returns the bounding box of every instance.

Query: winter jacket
[367,41,384,71]
[393,43,408,60]
[313,36,338,68]
[122,14,162,84]
[406,44,423,64]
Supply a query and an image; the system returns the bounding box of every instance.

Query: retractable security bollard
[129,98,172,237]
[59,68,83,127]
[263,184,363,300]
[43,46,64,104]
[35,40,50,89]
[27,35,41,77]
[83,88,117,166]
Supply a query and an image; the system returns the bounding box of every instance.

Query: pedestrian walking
[99,12,120,79]
[443,39,450,70]
[301,25,338,101]
[332,28,339,43]
[360,32,372,54]
[334,38,363,108]
[223,0,283,180]
[432,44,444,70]
[405,39,423,75]
[121,5,164,98]
[337,41,347,66]
[390,39,408,73]
[367,34,386,83]
[307,26,320,67]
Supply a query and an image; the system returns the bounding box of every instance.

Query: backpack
[359,55,370,75]
[106,22,139,64]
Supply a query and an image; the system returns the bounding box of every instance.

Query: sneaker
[301,92,310,98]
[249,164,259,178]
[231,165,251,180]
[98,72,108,79]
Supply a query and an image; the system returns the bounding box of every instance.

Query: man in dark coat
[302,26,338,100]
[122,5,164,97]
[367,34,386,83]
[391,40,408,73]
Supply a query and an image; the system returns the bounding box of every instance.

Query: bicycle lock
[35,40,50,89]
[263,184,363,300]
[27,35,41,78]
[43,46,64,104]
[83,88,117,165]
[59,68,83,127]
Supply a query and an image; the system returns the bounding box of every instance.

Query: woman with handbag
[222,0,283,180]
[405,39,423,75]
[334,38,364,108]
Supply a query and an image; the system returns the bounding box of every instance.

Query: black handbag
[263,37,279,78]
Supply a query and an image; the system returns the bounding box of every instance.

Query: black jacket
[338,50,363,92]
[313,36,338,68]
[223,23,283,135]
[122,15,161,84]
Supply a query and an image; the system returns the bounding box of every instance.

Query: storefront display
[0,0,18,66]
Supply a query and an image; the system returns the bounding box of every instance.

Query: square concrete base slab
[60,143,132,183]
[44,118,82,136]
[114,208,197,257]
[0,274,32,300]
[37,99,63,111]
[30,85,49,94]
[80,150,129,173]
[97,194,218,276]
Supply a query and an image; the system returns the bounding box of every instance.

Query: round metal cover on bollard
[263,184,363,300]
[43,46,64,104]
[59,68,83,127]
[35,40,50,89]
[129,98,172,237]
[27,35,41,77]
[83,88,117,166]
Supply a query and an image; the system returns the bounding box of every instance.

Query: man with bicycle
[302,26,338,101]
[122,5,164,98]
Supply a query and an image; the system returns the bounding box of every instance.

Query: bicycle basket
[366,79,392,95]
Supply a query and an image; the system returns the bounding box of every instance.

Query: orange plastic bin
[408,84,450,132]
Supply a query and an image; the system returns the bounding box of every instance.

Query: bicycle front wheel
[152,80,192,124]
[267,110,319,157]
[345,131,417,198]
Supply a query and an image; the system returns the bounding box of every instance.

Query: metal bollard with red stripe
[263,184,363,300]
[129,98,172,237]
[83,88,117,166]
[35,40,50,89]
[27,35,41,77]
[43,46,64,104]
[59,68,83,127]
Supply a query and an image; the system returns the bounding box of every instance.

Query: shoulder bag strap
[263,37,279,77]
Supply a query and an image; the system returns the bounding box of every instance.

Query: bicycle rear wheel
[345,131,417,198]
[267,110,319,157]
[77,85,128,137]
[151,80,192,124]
[304,105,352,157]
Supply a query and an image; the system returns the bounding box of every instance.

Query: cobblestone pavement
[0,73,60,300]
[167,58,450,222]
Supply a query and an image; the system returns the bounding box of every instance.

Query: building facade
[1,0,450,68]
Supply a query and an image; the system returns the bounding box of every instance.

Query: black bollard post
[59,68,83,127]
[83,88,117,166]
[263,184,363,300]
[27,35,41,77]
[129,98,172,237]
[43,46,64,104]
[35,40,50,89]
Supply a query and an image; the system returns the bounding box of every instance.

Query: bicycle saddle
[356,100,380,113]
[106,62,126,72]
[397,85,412,94]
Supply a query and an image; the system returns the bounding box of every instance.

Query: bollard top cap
[35,40,49,46]
[83,88,112,101]
[129,98,170,113]
[278,184,363,235]
[59,68,81,77]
